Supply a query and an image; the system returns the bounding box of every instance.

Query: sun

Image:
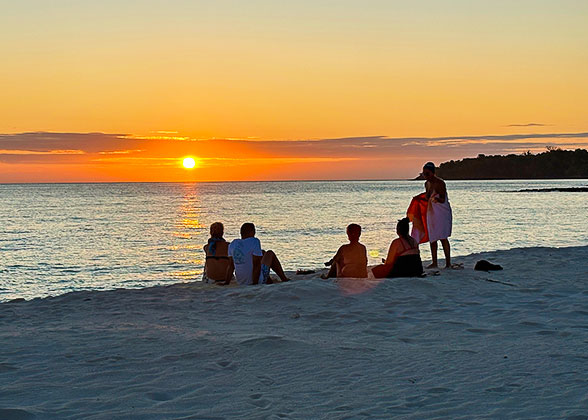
[182,157,197,169]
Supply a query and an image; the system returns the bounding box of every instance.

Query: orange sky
[1,1,587,182]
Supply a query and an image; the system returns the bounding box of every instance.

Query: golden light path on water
[170,184,205,280]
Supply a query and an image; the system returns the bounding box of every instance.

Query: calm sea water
[1,180,587,301]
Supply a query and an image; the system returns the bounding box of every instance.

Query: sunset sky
[1,0,587,182]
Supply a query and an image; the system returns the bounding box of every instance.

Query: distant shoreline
[507,187,588,192]
[433,148,588,180]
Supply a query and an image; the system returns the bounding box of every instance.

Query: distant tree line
[432,148,588,180]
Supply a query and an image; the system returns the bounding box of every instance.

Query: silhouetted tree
[431,148,588,179]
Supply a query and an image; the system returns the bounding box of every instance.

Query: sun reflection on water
[170,185,206,280]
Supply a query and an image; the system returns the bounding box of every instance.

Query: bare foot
[320,273,329,280]
[446,263,463,270]
[426,263,438,269]
[280,278,290,282]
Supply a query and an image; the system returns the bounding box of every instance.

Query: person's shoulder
[336,243,349,255]
[243,236,262,249]
[389,238,402,250]
[245,236,261,245]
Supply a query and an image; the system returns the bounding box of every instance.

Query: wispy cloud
[1,131,587,170]
[506,123,550,127]
[0,149,85,155]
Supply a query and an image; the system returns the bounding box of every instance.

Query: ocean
[1,179,587,301]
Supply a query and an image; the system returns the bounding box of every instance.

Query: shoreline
[2,244,586,304]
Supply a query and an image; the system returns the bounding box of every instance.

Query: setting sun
[182,157,196,169]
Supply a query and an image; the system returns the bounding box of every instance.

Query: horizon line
[2,177,588,186]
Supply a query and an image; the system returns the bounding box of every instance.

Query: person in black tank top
[372,218,424,278]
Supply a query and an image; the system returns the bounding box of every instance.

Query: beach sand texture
[1,246,587,419]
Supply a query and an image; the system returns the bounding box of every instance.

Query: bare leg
[427,241,438,269]
[441,239,451,268]
[261,250,289,282]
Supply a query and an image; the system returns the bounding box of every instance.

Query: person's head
[422,162,436,181]
[346,223,362,242]
[396,217,410,238]
[240,222,256,239]
[210,222,224,238]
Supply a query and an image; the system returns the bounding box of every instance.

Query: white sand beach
[1,246,587,419]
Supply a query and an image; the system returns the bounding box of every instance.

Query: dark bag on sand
[474,260,503,271]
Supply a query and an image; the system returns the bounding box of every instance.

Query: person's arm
[424,181,432,199]
[251,255,262,285]
[250,239,263,285]
[433,180,447,203]
[203,245,208,277]
[223,258,234,285]
[322,247,343,279]
[385,241,399,267]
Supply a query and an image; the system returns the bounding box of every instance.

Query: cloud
[0,132,128,154]
[0,131,587,168]
[0,149,85,155]
[506,123,550,127]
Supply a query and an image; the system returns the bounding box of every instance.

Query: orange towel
[406,193,429,244]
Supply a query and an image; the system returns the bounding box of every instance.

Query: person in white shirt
[227,223,290,285]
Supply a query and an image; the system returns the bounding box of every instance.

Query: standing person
[228,223,290,285]
[321,224,368,279]
[419,162,452,268]
[203,222,234,284]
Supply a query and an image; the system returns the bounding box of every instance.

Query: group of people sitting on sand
[202,162,453,286]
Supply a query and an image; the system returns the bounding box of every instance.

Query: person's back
[228,235,263,285]
[372,218,423,278]
[203,222,233,284]
[336,242,368,278]
[228,222,290,285]
[322,223,368,279]
[203,240,231,281]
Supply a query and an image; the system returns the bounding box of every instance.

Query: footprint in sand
[248,394,270,408]
[215,360,237,370]
[536,330,557,336]
[427,387,452,394]
[256,375,275,386]
[146,392,173,401]
[0,363,18,372]
[466,328,496,334]
[0,409,36,420]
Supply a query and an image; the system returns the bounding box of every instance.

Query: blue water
[1,180,587,301]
